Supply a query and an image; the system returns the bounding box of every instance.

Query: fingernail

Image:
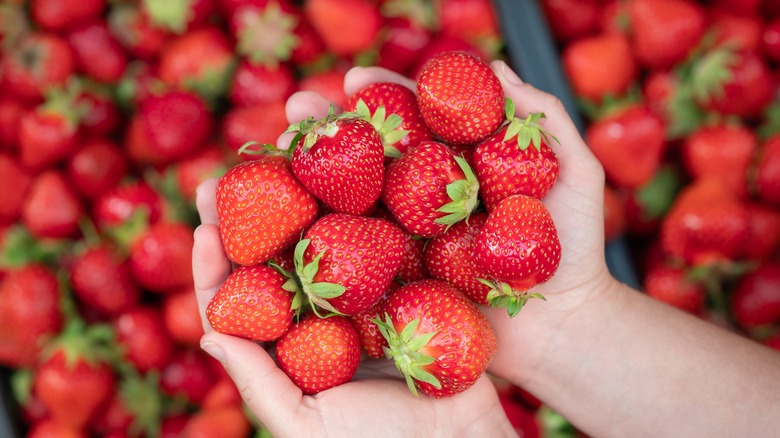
[500,61,523,85]
[193,224,202,239]
[201,341,226,363]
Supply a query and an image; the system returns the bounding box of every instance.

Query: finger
[285,90,333,124]
[343,66,416,96]
[195,178,219,225]
[200,331,305,432]
[192,223,231,333]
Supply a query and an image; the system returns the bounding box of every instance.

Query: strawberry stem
[478,278,546,318]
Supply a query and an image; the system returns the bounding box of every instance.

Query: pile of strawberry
[544,0,780,346]
[209,49,562,399]
[0,0,566,436]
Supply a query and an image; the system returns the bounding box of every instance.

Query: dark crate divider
[493,0,641,289]
[1,368,19,438]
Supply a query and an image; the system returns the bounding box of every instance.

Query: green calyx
[354,99,410,158]
[292,238,346,318]
[41,318,119,369]
[236,1,300,67]
[478,278,546,318]
[41,78,89,128]
[502,98,559,151]
[237,140,289,159]
[120,371,164,438]
[372,313,441,397]
[690,45,737,103]
[142,0,192,34]
[434,155,480,229]
[285,105,361,153]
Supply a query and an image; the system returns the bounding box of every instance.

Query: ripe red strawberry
[643,263,705,314]
[740,203,780,261]
[66,20,128,84]
[435,0,501,57]
[171,146,227,203]
[753,135,780,207]
[348,281,399,359]
[303,0,381,57]
[562,32,637,102]
[22,170,84,239]
[0,153,33,225]
[77,85,122,137]
[129,221,195,293]
[382,140,480,238]
[163,286,204,347]
[473,104,560,211]
[207,264,294,342]
[474,194,561,316]
[26,420,85,438]
[108,4,173,60]
[0,97,28,149]
[376,16,434,75]
[19,89,85,171]
[416,50,504,145]
[763,17,780,63]
[682,123,756,198]
[70,244,141,316]
[541,0,601,42]
[160,349,216,405]
[0,264,63,368]
[114,306,174,373]
[288,110,385,215]
[709,7,762,54]
[216,156,319,266]
[374,279,497,398]
[30,0,104,31]
[585,104,666,190]
[731,262,780,328]
[139,90,212,164]
[346,82,433,158]
[1,32,75,101]
[93,179,164,231]
[34,322,117,430]
[628,0,706,70]
[66,137,129,200]
[409,34,487,80]
[229,0,302,66]
[295,213,405,315]
[371,204,430,283]
[181,406,252,438]
[158,26,236,103]
[275,314,361,395]
[659,178,750,266]
[222,101,290,158]
[424,212,491,304]
[228,60,298,107]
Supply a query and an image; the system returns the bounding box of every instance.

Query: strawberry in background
[1,32,75,103]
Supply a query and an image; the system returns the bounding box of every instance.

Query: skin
[193,61,780,437]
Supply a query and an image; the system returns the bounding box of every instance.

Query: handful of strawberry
[209,50,563,397]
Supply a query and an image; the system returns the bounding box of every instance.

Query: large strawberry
[275,314,361,395]
[474,194,561,316]
[303,0,382,58]
[473,101,560,211]
[627,0,706,70]
[287,108,385,215]
[382,140,480,238]
[207,264,294,342]
[294,213,405,315]
[217,156,319,266]
[374,279,497,398]
[416,50,504,145]
[1,32,75,101]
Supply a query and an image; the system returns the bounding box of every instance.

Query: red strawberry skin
[129,222,195,293]
[275,314,361,395]
[755,135,780,208]
[682,123,756,198]
[348,282,399,359]
[71,245,141,316]
[22,170,83,239]
[302,214,405,315]
[628,0,706,70]
[207,265,294,342]
[140,90,212,163]
[216,156,319,266]
[416,51,504,145]
[382,279,497,398]
[473,125,560,211]
[643,264,705,314]
[731,263,780,328]
[114,306,174,373]
[291,117,385,216]
[475,194,562,291]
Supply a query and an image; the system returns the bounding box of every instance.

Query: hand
[191,68,518,437]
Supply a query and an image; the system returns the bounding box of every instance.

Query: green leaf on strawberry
[354,99,410,158]
[502,99,559,151]
[478,278,546,318]
[293,238,346,317]
[434,155,480,228]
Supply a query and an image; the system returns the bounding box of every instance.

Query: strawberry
[659,178,750,267]
[585,104,666,190]
[108,4,173,60]
[66,137,129,200]
[228,60,298,107]
[762,17,780,63]
[0,153,33,225]
[372,204,430,283]
[222,101,290,158]
[627,0,706,70]
[158,26,236,104]
[139,90,212,164]
[77,85,122,137]
[643,263,705,314]
[374,278,497,398]
[92,179,164,231]
[140,0,217,35]
[207,264,294,342]
[295,213,405,315]
[180,406,252,438]
[561,32,637,103]
[435,0,501,57]
[70,244,141,317]
[474,194,561,316]
[288,109,385,215]
[409,34,487,80]
[382,141,480,238]
[229,0,302,66]
[163,286,204,347]
[346,82,433,158]
[416,50,504,145]
[541,0,601,42]
[216,156,319,266]
[129,222,195,294]
[34,321,118,430]
[731,262,780,328]
[22,170,84,239]
[0,264,63,368]
[27,420,86,438]
[30,0,104,31]
[709,8,762,54]
[0,97,28,149]
[424,212,492,304]
[376,16,434,75]
[753,135,780,208]
[275,314,361,395]
[348,281,399,359]
[114,306,174,373]
[66,20,128,84]
[160,349,216,405]
[171,146,227,203]
[740,203,780,261]
[682,123,757,198]
[473,103,560,211]
[1,32,75,102]
[303,0,382,58]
